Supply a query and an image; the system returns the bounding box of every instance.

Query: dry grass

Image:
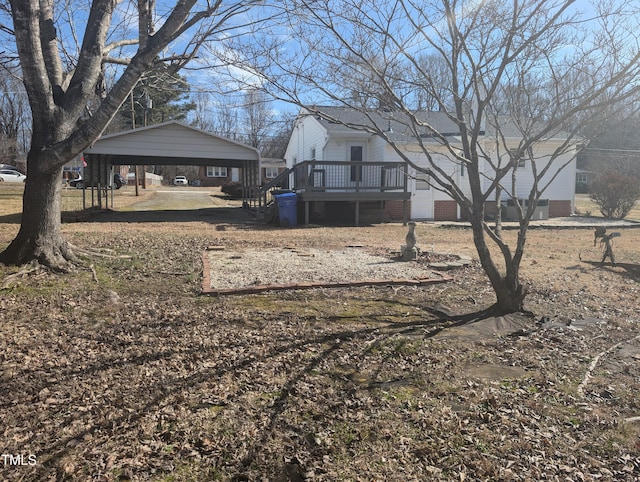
[1,187,640,481]
[0,183,158,216]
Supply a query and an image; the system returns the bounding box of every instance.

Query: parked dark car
[69,176,84,188]
[114,173,126,189]
[70,174,126,189]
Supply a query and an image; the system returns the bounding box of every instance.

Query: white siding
[369,137,387,160]
[394,144,471,202]
[286,115,328,166]
[282,110,577,220]
[482,145,576,203]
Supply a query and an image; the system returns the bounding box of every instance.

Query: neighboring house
[198,165,242,187]
[575,144,640,194]
[260,158,287,184]
[575,169,594,194]
[279,106,577,224]
[198,157,285,188]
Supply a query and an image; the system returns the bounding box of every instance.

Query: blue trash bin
[275,192,297,227]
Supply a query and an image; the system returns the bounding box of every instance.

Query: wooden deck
[298,191,410,202]
[256,160,411,225]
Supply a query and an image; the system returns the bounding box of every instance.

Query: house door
[348,143,366,184]
[411,168,434,219]
[231,168,240,182]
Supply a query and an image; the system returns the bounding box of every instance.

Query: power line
[582,147,640,154]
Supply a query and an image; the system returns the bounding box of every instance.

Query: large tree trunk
[492,273,527,313]
[0,163,76,270]
[480,252,527,314]
[469,213,527,314]
[2,0,231,270]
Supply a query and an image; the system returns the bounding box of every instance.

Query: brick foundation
[200,177,229,187]
[484,199,572,219]
[384,200,409,221]
[549,200,572,217]
[434,200,458,221]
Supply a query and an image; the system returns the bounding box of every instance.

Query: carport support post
[251,162,258,209]
[241,160,257,210]
[252,160,260,210]
[246,162,251,208]
[242,161,249,209]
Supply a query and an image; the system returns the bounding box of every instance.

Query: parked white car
[0,169,26,183]
[173,175,188,186]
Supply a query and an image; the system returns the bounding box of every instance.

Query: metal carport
[81,121,261,210]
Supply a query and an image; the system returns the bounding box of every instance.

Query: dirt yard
[1,190,640,481]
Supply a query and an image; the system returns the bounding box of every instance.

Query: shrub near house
[589,170,640,219]
[221,182,243,199]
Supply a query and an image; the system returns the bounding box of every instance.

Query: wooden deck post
[402,199,408,226]
[305,200,310,225]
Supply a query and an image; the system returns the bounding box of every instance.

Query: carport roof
[84,121,260,167]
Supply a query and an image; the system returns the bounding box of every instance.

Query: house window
[577,172,589,183]
[207,166,227,177]
[416,173,431,190]
[265,167,279,178]
[310,147,316,161]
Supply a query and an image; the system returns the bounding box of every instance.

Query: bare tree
[193,87,293,155]
[214,97,241,140]
[412,54,452,112]
[224,0,640,313]
[0,65,30,162]
[191,90,217,132]
[0,0,264,269]
[242,87,274,149]
[260,114,295,159]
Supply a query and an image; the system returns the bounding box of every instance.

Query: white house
[282,106,577,223]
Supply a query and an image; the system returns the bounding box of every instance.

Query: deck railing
[253,160,409,218]
[255,165,295,213]
[293,160,408,192]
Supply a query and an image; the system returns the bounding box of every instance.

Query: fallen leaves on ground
[1,221,640,481]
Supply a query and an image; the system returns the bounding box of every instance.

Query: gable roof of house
[306,106,461,143]
[303,106,571,144]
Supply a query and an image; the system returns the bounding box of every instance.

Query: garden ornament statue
[402,222,419,260]
[593,226,619,265]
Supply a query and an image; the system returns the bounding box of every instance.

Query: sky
[1,1,637,127]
